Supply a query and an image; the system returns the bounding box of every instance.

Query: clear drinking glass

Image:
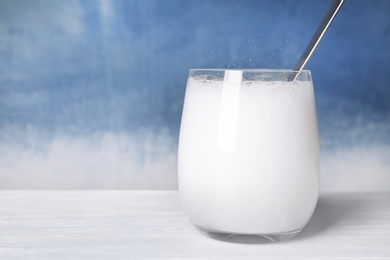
[178,69,320,241]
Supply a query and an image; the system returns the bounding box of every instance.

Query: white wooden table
[0,191,389,259]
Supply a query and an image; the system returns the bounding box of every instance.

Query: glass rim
[189,68,311,73]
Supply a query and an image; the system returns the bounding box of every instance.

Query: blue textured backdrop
[0,0,389,190]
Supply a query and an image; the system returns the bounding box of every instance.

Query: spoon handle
[288,0,344,81]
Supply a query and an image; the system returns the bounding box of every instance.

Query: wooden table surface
[0,191,389,259]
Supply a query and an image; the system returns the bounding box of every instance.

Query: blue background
[0,0,389,190]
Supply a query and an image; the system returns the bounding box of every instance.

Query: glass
[178,69,320,242]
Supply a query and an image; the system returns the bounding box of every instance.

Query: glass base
[198,228,302,243]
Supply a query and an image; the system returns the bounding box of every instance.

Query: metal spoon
[288,0,344,81]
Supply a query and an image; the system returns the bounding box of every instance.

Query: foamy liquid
[178,76,320,234]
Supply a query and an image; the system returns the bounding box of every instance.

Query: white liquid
[178,75,320,234]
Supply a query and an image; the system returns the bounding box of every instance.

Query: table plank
[0,191,389,259]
